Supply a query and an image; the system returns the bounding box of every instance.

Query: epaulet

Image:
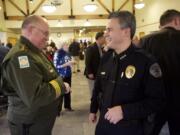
[19,43,28,52]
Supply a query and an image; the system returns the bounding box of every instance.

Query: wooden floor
[0,60,169,135]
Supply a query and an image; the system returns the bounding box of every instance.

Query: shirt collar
[113,43,135,60]
[20,36,41,53]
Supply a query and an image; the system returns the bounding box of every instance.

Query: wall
[49,32,74,48]
[0,0,19,45]
[136,0,180,37]
[0,32,7,44]
[0,0,6,31]
[0,0,6,44]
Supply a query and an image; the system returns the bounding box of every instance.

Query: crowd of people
[0,8,180,135]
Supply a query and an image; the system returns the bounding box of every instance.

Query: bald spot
[21,15,48,29]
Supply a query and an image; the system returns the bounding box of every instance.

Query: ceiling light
[84,19,91,26]
[29,0,33,4]
[57,20,63,27]
[134,1,145,9]
[83,4,98,12]
[51,0,63,6]
[42,4,56,13]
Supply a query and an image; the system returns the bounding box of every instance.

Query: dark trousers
[62,76,72,109]
[95,114,144,135]
[149,107,180,135]
[8,113,57,135]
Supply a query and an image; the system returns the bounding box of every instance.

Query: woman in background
[54,42,75,111]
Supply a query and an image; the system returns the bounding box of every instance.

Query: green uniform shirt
[1,36,65,123]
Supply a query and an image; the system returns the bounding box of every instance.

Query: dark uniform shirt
[90,44,165,134]
[140,27,180,108]
[1,36,65,124]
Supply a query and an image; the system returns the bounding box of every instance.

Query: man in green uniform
[1,15,70,135]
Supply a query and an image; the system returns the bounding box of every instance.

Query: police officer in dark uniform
[1,15,70,135]
[140,9,180,135]
[89,11,165,135]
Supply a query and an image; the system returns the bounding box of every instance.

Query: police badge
[125,65,136,79]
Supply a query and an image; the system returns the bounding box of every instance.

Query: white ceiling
[5,0,129,16]
[1,0,133,30]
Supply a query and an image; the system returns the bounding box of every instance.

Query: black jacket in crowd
[90,44,165,134]
[84,42,101,79]
[69,41,80,56]
[140,27,180,109]
[0,46,9,64]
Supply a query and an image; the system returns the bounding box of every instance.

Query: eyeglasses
[32,26,49,37]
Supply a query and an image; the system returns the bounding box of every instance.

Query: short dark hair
[108,11,136,39]
[6,42,12,48]
[49,41,56,48]
[95,32,104,40]
[160,9,180,26]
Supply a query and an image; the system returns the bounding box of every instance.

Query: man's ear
[174,17,180,26]
[159,25,162,29]
[124,28,131,38]
[27,25,34,35]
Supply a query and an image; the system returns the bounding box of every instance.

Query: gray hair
[21,15,47,29]
[108,11,136,39]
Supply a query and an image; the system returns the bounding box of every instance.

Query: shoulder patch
[18,56,30,69]
[149,63,162,78]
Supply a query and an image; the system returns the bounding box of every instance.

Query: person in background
[0,43,9,63]
[89,11,165,135]
[83,40,88,49]
[79,40,85,60]
[50,41,57,54]
[54,42,75,111]
[140,9,180,135]
[132,35,140,47]
[0,42,9,111]
[84,32,105,96]
[46,44,54,61]
[69,39,81,73]
[1,15,70,135]
[6,42,13,49]
[87,41,92,47]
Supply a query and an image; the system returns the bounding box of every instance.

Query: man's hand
[104,106,123,124]
[89,113,97,123]
[67,61,76,66]
[88,74,95,80]
[64,82,71,94]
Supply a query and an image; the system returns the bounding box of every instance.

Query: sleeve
[85,47,93,75]
[4,53,65,109]
[90,77,101,113]
[90,63,103,113]
[121,61,165,120]
[53,51,58,68]
[139,38,146,48]
[53,51,62,70]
